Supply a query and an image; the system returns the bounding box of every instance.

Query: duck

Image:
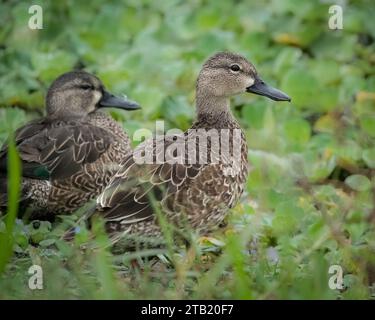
[91,52,291,247]
[0,70,140,219]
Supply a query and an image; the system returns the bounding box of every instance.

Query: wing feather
[0,119,114,180]
[97,133,203,224]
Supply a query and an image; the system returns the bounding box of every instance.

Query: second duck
[0,70,140,219]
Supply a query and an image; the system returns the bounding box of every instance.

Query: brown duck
[0,70,140,219]
[90,52,291,247]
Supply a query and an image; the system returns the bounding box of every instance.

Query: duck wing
[0,119,114,181]
[97,133,210,225]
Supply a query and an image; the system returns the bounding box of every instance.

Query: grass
[0,0,374,299]
[0,135,21,274]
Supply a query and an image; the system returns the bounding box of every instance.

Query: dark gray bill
[99,90,140,110]
[246,77,291,102]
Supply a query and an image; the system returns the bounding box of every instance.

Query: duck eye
[79,84,94,90]
[230,64,241,72]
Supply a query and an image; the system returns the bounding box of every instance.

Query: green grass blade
[0,135,21,274]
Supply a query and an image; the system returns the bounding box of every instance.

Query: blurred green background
[0,0,374,299]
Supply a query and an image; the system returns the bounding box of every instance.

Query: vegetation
[0,0,374,299]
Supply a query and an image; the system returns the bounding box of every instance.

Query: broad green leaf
[360,115,375,137]
[345,174,372,192]
[241,100,267,129]
[281,68,319,109]
[39,239,56,247]
[363,148,375,168]
[284,118,311,146]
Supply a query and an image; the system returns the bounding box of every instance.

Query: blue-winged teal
[88,52,290,247]
[0,70,140,219]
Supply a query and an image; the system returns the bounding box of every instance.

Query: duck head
[197,52,291,102]
[46,70,140,119]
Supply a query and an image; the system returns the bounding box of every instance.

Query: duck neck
[196,89,233,125]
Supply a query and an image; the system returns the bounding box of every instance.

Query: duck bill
[246,77,291,102]
[99,90,140,110]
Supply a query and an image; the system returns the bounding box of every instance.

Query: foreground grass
[0,149,374,299]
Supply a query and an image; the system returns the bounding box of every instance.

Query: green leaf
[39,239,56,247]
[303,151,337,182]
[284,118,311,146]
[363,148,375,169]
[272,201,302,236]
[241,100,267,129]
[345,175,372,192]
[281,68,319,109]
[360,115,375,137]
